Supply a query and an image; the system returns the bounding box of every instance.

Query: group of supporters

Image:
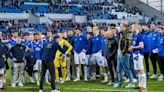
[0,23,164,92]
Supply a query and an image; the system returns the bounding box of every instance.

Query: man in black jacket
[104,30,118,85]
[9,36,28,88]
[39,35,66,92]
[0,31,7,90]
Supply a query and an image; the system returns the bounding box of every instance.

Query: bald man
[105,31,118,85]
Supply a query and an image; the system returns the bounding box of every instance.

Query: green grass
[1,60,164,92]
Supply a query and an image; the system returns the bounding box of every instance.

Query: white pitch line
[7,86,164,92]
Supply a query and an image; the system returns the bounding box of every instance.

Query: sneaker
[30,78,35,83]
[18,82,24,87]
[149,74,157,79]
[39,90,43,92]
[101,79,108,83]
[96,75,100,78]
[158,75,163,79]
[125,84,135,88]
[124,79,129,83]
[73,78,80,82]
[65,77,71,81]
[113,83,123,88]
[133,79,137,83]
[46,80,51,85]
[158,77,163,81]
[37,81,40,86]
[60,78,65,84]
[52,89,60,92]
[84,77,88,81]
[140,87,147,92]
[107,81,114,86]
[11,83,16,88]
[125,79,137,83]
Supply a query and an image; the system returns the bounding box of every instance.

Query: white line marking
[7,86,164,92]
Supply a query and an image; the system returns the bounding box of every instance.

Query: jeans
[117,54,133,85]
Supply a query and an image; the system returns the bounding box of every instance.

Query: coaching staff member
[39,35,66,92]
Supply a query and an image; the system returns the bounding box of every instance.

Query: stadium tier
[0,0,164,92]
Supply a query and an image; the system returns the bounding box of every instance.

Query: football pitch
[1,61,164,92]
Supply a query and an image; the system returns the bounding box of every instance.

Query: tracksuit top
[149,31,158,53]
[142,31,151,53]
[158,34,164,56]
[92,34,102,54]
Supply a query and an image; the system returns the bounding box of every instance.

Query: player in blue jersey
[100,28,108,83]
[8,30,18,86]
[21,33,31,83]
[129,24,146,91]
[31,33,43,85]
[90,26,103,80]
[142,26,151,77]
[157,27,164,81]
[149,24,159,79]
[86,32,93,79]
[71,27,88,81]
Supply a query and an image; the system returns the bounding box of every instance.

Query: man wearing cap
[39,35,66,92]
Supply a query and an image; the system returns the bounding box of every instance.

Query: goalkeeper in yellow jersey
[54,33,72,83]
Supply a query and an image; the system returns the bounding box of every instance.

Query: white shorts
[74,51,87,65]
[0,68,4,74]
[33,60,42,70]
[133,53,144,70]
[90,51,103,66]
[101,56,108,67]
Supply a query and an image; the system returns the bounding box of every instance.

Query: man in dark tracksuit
[0,32,7,90]
[39,35,66,92]
[104,31,118,85]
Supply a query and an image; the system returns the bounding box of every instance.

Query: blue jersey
[101,36,106,56]
[21,40,31,48]
[142,31,151,53]
[132,32,144,55]
[72,35,87,53]
[41,39,47,45]
[158,34,164,56]
[92,34,102,54]
[150,31,158,53]
[86,39,92,55]
[8,38,16,47]
[31,40,43,60]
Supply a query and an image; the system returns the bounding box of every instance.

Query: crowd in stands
[0,0,142,20]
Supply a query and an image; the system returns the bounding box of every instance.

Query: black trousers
[107,56,117,82]
[40,60,56,90]
[144,53,150,73]
[150,53,158,74]
[158,56,164,75]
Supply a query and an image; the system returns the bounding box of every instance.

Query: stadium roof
[140,0,164,13]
